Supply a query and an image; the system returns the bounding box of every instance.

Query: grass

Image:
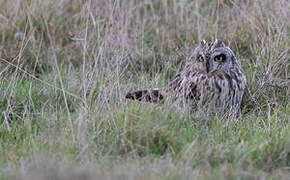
[0,0,289,179]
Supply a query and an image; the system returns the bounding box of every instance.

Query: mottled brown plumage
[126,39,247,114]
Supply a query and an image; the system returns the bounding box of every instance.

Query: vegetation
[0,0,289,179]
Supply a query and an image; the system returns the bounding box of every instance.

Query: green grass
[0,0,289,179]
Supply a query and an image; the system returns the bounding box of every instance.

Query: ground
[0,0,289,179]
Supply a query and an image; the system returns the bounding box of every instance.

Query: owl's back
[167,65,246,113]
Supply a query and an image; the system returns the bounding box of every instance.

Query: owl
[126,39,247,115]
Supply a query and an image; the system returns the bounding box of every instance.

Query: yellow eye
[198,55,204,62]
[215,56,223,62]
[214,54,226,62]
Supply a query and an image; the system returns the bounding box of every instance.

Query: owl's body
[126,39,247,114]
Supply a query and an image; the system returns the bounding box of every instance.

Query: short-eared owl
[126,39,247,114]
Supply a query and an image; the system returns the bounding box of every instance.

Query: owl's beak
[205,61,210,73]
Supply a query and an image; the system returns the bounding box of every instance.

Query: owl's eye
[214,54,226,62]
[197,55,204,62]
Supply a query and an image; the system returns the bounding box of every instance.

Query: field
[0,0,289,179]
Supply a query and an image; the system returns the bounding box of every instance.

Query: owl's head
[190,39,237,74]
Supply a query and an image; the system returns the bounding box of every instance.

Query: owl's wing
[168,74,182,92]
[125,89,164,103]
[167,73,201,107]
